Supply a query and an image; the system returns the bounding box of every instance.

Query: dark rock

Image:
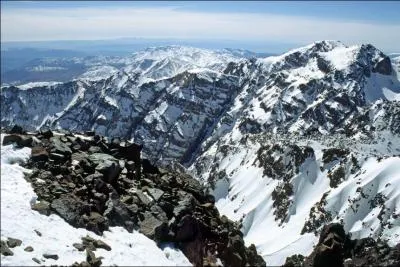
[11,131,267,267]
[85,212,109,234]
[89,146,102,153]
[120,142,142,163]
[81,235,96,244]
[173,192,195,218]
[139,212,168,241]
[103,197,132,226]
[125,161,136,173]
[84,172,103,185]
[88,153,121,184]
[31,200,50,216]
[73,243,86,251]
[50,195,84,226]
[85,131,95,136]
[2,134,32,147]
[142,158,159,174]
[175,215,199,242]
[75,185,88,196]
[86,248,103,267]
[34,230,42,236]
[372,56,392,75]
[94,240,111,251]
[7,237,22,248]
[41,129,53,139]
[32,257,41,264]
[10,125,24,134]
[136,190,153,206]
[1,240,14,256]
[43,253,59,260]
[24,246,34,252]
[284,254,305,267]
[49,152,66,161]
[31,146,49,162]
[304,223,346,267]
[50,137,72,156]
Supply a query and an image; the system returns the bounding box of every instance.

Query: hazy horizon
[1,1,400,54]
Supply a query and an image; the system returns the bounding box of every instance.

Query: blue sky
[1,1,399,53]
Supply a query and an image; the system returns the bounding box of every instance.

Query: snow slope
[190,131,400,265]
[0,134,191,266]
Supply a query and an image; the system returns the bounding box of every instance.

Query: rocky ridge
[284,223,400,267]
[1,127,265,266]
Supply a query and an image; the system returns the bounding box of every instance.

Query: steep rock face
[1,70,239,165]
[284,223,400,267]
[201,41,399,145]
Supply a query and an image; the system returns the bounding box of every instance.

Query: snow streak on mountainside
[0,134,191,266]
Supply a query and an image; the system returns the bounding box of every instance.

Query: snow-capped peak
[122,45,244,81]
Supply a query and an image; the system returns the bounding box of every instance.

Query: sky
[1,1,400,53]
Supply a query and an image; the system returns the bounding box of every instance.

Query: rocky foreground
[1,126,264,266]
[1,126,399,266]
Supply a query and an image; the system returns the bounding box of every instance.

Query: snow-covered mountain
[1,41,399,265]
[1,46,261,85]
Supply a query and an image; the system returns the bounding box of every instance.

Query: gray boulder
[88,153,121,184]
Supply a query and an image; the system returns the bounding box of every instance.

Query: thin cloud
[1,6,399,51]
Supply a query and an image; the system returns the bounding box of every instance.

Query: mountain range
[1,40,399,265]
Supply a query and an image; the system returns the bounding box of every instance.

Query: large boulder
[2,134,32,147]
[119,142,142,163]
[31,146,49,162]
[10,125,24,134]
[50,137,72,156]
[138,212,168,242]
[50,195,84,227]
[103,195,134,227]
[88,153,121,184]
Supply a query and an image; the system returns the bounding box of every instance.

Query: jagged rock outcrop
[2,128,265,266]
[284,223,400,267]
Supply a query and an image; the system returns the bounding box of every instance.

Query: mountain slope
[2,41,399,165]
[1,41,399,264]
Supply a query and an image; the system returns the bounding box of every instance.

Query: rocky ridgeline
[1,126,265,267]
[284,223,400,267]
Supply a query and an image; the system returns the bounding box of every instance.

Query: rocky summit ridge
[1,127,265,266]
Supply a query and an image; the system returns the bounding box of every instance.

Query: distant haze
[1,1,400,54]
